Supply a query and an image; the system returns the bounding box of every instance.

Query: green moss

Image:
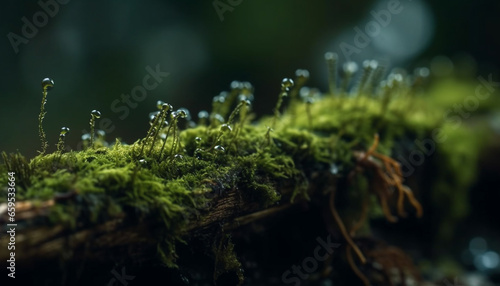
[0,64,495,278]
[213,235,244,285]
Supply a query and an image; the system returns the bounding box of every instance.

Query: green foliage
[0,62,494,273]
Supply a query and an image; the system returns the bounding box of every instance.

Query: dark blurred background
[0,0,499,156]
[1,0,500,283]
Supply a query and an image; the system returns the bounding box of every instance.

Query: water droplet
[415,67,430,78]
[149,113,159,125]
[194,148,203,159]
[242,81,253,92]
[214,145,225,153]
[156,100,165,110]
[324,52,338,61]
[213,94,226,104]
[139,159,147,165]
[195,137,202,143]
[477,251,499,270]
[329,163,339,175]
[212,114,225,124]
[81,133,91,141]
[295,69,310,80]
[173,154,184,160]
[363,60,378,71]
[387,73,404,87]
[220,124,232,132]
[176,108,190,120]
[238,94,248,102]
[161,103,172,112]
[41,78,54,91]
[230,80,243,90]
[281,78,294,90]
[343,62,358,74]
[60,127,70,135]
[300,87,311,99]
[97,129,105,137]
[198,110,209,120]
[91,110,101,118]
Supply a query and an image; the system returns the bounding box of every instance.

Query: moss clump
[0,58,495,284]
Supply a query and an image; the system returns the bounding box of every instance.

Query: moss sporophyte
[0,54,492,285]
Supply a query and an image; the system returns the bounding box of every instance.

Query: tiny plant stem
[169,121,179,158]
[89,117,95,147]
[325,52,338,96]
[271,92,285,130]
[159,119,175,160]
[89,110,101,148]
[140,114,160,157]
[305,100,313,129]
[38,90,48,154]
[226,101,243,126]
[207,125,228,152]
[147,111,167,156]
[229,104,249,150]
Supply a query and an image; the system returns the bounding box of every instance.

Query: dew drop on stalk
[89,110,101,147]
[213,94,226,104]
[324,52,337,62]
[91,110,101,119]
[214,145,225,153]
[157,100,165,110]
[238,94,251,105]
[57,127,70,153]
[281,78,294,91]
[340,62,359,94]
[343,61,359,75]
[149,113,159,125]
[176,108,190,120]
[38,77,55,154]
[198,110,209,120]
[242,81,253,93]
[295,69,310,81]
[162,103,172,112]
[300,87,311,98]
[230,80,243,91]
[170,111,178,120]
[60,127,70,136]
[41,78,54,91]
[220,124,232,133]
[325,52,338,95]
[81,133,91,141]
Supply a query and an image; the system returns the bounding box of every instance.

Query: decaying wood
[0,172,331,268]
